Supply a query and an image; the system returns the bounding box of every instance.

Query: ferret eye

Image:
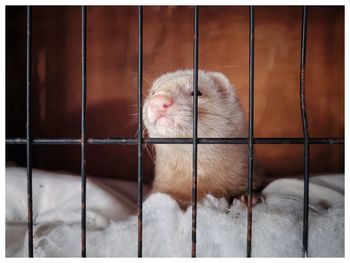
[190,90,203,96]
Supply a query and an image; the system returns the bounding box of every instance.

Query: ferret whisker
[126,115,138,128]
[201,109,238,124]
[142,127,148,137]
[142,75,154,86]
[128,71,153,87]
[143,143,155,162]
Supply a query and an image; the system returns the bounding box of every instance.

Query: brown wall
[6,6,344,183]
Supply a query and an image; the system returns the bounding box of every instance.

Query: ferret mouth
[154,115,176,128]
[148,115,190,137]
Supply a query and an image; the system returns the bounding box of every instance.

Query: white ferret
[143,70,263,208]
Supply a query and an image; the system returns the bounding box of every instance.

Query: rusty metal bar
[300,6,309,257]
[137,5,144,258]
[26,5,33,258]
[81,5,87,258]
[192,5,199,258]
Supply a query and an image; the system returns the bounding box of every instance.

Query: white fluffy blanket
[6,166,344,257]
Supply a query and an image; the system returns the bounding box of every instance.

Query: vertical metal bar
[246,5,255,258]
[81,5,87,258]
[192,5,199,258]
[26,5,33,258]
[300,6,309,257]
[137,5,144,258]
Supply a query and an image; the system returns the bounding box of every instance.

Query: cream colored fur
[143,70,263,207]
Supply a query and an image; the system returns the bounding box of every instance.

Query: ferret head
[143,69,245,138]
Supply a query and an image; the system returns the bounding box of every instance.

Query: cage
[5,5,344,257]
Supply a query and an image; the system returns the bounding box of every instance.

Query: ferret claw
[239,193,264,207]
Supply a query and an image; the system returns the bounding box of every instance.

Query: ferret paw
[239,193,264,207]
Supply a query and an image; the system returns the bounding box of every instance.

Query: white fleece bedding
[6,166,344,257]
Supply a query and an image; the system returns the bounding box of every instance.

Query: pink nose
[149,95,174,112]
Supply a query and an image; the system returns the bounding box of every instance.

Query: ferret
[143,69,264,208]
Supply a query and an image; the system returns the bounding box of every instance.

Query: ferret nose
[149,95,174,112]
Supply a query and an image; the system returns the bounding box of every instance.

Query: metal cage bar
[300,6,309,257]
[191,6,199,258]
[6,137,344,145]
[246,5,255,258]
[137,5,144,258]
[26,5,33,258]
[81,6,87,258]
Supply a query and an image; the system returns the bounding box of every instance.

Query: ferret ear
[208,72,236,100]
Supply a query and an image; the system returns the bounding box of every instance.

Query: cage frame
[5,5,345,258]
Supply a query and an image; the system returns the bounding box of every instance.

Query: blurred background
[6,6,344,183]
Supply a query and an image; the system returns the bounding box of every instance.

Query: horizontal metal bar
[6,138,81,144]
[6,137,344,145]
[207,138,344,145]
[88,138,136,144]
